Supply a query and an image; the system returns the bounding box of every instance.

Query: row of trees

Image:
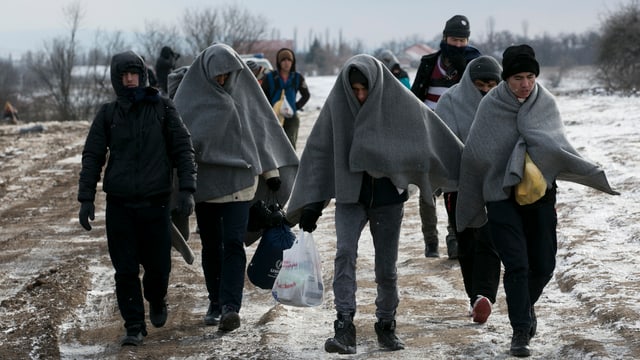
[1,1,638,123]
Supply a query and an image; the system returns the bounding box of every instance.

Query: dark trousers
[486,188,557,332]
[106,200,172,331]
[282,114,300,150]
[195,201,250,312]
[419,193,438,245]
[444,192,501,305]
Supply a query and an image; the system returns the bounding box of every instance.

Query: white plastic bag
[271,230,324,307]
[279,93,294,118]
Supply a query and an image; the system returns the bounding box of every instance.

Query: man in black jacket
[410,15,481,259]
[155,46,180,95]
[77,50,196,347]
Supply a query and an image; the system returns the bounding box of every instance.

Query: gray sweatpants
[333,202,403,320]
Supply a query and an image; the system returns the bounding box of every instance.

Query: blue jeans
[486,188,557,331]
[195,201,250,312]
[333,202,403,320]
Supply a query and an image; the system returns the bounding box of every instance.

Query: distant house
[403,44,436,68]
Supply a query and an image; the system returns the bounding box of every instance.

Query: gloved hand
[175,191,195,217]
[299,208,321,233]
[266,177,282,192]
[79,201,95,231]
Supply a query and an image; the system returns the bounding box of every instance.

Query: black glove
[299,208,321,233]
[266,177,282,192]
[175,191,195,217]
[79,201,95,231]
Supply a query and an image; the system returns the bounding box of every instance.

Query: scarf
[173,43,298,203]
[456,81,619,231]
[286,54,463,221]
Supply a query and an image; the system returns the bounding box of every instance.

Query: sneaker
[204,302,221,326]
[374,319,405,351]
[446,234,458,260]
[529,306,537,339]
[471,296,492,324]
[324,314,356,354]
[219,305,241,332]
[424,242,439,258]
[149,300,168,328]
[120,326,147,346]
[510,329,531,357]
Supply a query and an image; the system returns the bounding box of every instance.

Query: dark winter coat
[410,46,481,102]
[155,46,180,93]
[78,50,196,204]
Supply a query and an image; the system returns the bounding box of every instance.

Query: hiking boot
[510,329,531,357]
[204,302,221,326]
[471,295,492,324]
[149,300,168,328]
[324,314,356,354]
[446,234,458,260]
[424,242,439,258]
[529,306,537,339]
[374,319,405,351]
[219,305,241,332]
[120,326,147,346]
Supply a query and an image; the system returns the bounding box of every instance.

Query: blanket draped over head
[455,81,619,231]
[286,54,463,222]
[435,55,500,143]
[173,43,298,205]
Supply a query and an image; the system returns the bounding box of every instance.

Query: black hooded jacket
[78,50,196,204]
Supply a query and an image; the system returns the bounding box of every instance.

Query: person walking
[286,54,463,354]
[77,50,197,346]
[377,49,411,88]
[173,43,298,333]
[410,15,481,259]
[155,46,180,96]
[434,55,503,324]
[455,44,619,357]
[261,48,310,149]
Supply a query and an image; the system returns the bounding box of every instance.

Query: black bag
[247,223,296,289]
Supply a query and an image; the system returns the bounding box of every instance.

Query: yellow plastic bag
[515,152,547,205]
[272,89,288,126]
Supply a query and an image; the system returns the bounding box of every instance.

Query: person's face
[507,72,536,99]
[215,73,229,85]
[280,58,292,72]
[473,79,499,95]
[446,36,469,47]
[121,72,140,88]
[351,83,368,105]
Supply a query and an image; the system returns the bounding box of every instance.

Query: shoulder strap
[103,102,116,146]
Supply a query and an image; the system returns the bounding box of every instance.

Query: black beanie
[443,15,470,38]
[469,56,502,83]
[348,67,368,88]
[501,44,540,80]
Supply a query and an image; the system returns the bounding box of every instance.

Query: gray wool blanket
[286,54,463,222]
[173,43,298,204]
[456,80,619,231]
[435,55,500,143]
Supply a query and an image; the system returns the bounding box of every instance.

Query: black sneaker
[424,242,439,258]
[204,302,221,326]
[149,300,168,328]
[219,305,241,332]
[120,326,147,346]
[529,306,537,339]
[510,329,531,357]
[374,319,405,351]
[446,234,458,260]
[324,314,356,354]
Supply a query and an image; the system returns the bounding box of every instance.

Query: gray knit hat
[443,15,470,38]
[469,56,502,83]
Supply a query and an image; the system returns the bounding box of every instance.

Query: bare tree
[597,0,640,91]
[180,4,268,55]
[136,20,183,64]
[29,1,83,121]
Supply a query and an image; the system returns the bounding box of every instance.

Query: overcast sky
[0,0,617,58]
